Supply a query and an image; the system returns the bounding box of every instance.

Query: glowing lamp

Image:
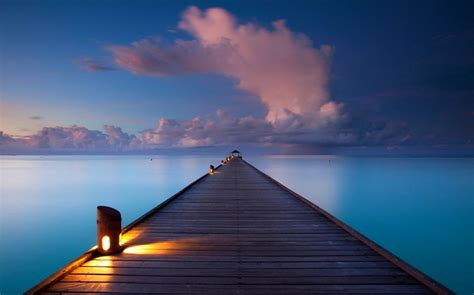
[97,206,122,255]
[209,164,215,174]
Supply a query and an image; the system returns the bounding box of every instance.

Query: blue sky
[1,0,473,154]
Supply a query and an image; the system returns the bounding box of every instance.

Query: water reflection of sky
[1,156,473,294]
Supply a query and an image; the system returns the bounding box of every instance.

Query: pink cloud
[108,6,339,126]
[135,110,354,149]
[0,126,139,153]
[104,125,137,148]
[0,132,21,148]
[0,113,416,154]
[27,126,108,150]
[137,112,272,148]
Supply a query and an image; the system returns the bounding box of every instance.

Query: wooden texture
[31,157,451,294]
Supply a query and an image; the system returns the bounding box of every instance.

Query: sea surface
[0,155,472,294]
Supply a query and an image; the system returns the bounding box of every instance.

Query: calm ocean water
[0,155,472,294]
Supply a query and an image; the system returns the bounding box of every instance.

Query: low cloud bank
[0,126,139,153]
[1,110,416,154]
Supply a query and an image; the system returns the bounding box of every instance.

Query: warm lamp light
[102,235,111,251]
[209,164,215,174]
[97,206,122,255]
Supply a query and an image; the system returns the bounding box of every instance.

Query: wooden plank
[94,255,387,263]
[46,282,431,294]
[82,260,396,269]
[108,249,378,256]
[61,274,419,285]
[69,266,408,277]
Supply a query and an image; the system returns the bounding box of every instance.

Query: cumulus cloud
[1,110,352,153]
[0,114,435,154]
[104,125,137,148]
[27,126,109,150]
[0,132,20,147]
[137,111,274,148]
[0,125,137,153]
[132,109,364,149]
[108,6,339,125]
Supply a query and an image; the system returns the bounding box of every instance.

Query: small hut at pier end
[230,149,242,159]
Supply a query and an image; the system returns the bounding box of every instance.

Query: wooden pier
[28,156,451,294]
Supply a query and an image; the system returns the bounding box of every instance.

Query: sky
[1,0,473,155]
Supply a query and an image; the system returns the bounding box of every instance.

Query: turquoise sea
[0,155,473,294]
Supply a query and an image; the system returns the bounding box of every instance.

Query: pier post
[97,206,122,255]
[209,165,215,174]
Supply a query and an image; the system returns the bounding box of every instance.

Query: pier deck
[29,157,451,294]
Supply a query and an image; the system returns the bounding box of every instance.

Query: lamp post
[209,165,215,174]
[97,206,122,255]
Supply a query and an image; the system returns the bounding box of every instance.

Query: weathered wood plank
[61,274,419,285]
[82,260,396,269]
[70,266,407,277]
[94,255,387,263]
[46,282,431,294]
